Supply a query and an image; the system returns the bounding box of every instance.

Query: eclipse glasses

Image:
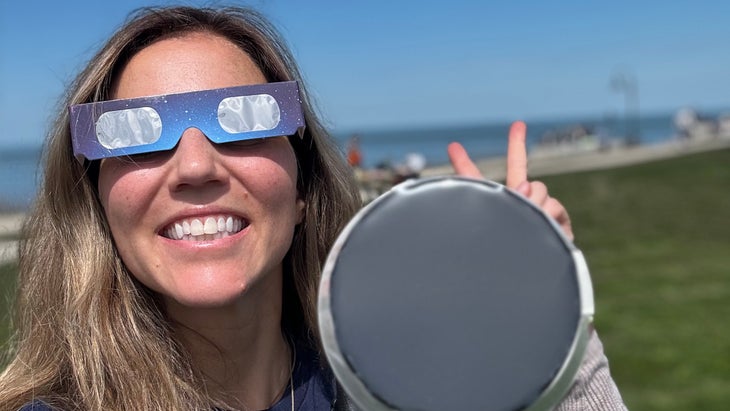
[69,81,305,163]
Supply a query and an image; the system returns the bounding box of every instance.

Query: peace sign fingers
[446,120,574,241]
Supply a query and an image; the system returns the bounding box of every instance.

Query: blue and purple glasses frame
[69,81,305,163]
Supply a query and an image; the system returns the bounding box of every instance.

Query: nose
[168,128,227,191]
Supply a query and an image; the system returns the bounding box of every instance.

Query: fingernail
[511,120,526,134]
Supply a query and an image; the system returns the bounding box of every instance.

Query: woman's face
[98,32,304,309]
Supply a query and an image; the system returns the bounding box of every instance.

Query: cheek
[98,162,159,234]
[237,140,301,204]
[243,164,299,217]
[260,145,301,207]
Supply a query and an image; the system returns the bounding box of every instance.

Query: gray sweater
[555,331,628,411]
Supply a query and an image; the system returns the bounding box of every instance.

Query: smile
[161,215,247,241]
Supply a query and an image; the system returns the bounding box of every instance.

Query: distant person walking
[347,135,362,168]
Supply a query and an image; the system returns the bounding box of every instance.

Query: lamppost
[610,70,640,145]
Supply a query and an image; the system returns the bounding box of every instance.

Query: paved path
[0,213,23,264]
[422,135,730,180]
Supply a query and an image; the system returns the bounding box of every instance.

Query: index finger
[447,142,483,179]
[506,121,528,188]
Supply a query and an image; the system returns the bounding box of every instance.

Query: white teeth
[204,217,217,234]
[190,219,204,236]
[163,215,246,241]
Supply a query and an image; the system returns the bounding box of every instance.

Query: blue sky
[1,0,729,149]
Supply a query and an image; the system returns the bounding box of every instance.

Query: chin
[164,288,249,310]
[134,262,282,312]
[164,274,275,311]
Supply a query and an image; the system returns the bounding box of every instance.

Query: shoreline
[2,134,729,264]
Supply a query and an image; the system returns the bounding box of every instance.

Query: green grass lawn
[541,148,730,410]
[1,148,729,409]
[0,261,17,360]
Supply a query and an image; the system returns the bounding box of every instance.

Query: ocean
[0,147,43,211]
[0,112,681,211]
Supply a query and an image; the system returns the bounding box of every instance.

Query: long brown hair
[0,6,360,410]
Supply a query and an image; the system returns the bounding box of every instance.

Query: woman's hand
[447,121,574,241]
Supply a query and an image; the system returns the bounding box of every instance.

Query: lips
[161,215,247,241]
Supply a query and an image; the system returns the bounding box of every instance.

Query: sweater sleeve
[555,330,628,411]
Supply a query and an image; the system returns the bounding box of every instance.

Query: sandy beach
[2,134,729,265]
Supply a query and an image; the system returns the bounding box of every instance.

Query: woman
[0,5,624,411]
